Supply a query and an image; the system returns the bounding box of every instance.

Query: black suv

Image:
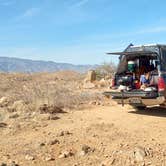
[104,44,166,109]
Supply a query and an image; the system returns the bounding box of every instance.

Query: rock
[144,147,153,157]
[39,104,64,114]
[83,82,95,89]
[79,144,94,156]
[9,161,19,166]
[133,146,146,162]
[9,113,19,119]
[58,150,74,158]
[47,139,60,145]
[84,70,96,83]
[0,163,7,166]
[38,114,51,121]
[82,145,91,153]
[0,122,7,128]
[89,101,97,105]
[79,150,86,156]
[57,130,72,137]
[25,154,35,161]
[72,164,78,166]
[0,97,10,107]
[9,100,27,112]
[48,115,60,120]
[45,156,54,161]
[39,142,46,147]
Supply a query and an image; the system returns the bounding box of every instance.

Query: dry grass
[0,71,101,111]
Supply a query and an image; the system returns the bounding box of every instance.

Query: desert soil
[0,71,166,166]
[1,104,166,166]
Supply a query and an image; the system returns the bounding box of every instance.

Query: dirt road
[1,104,166,166]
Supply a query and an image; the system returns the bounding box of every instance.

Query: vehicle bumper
[113,96,165,106]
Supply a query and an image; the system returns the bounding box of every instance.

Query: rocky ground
[0,71,166,166]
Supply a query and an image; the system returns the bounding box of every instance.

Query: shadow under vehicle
[104,44,166,109]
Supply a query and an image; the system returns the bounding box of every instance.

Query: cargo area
[105,45,165,99]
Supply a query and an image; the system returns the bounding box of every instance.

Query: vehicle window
[161,48,166,71]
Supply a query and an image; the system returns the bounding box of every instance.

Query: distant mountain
[0,57,97,73]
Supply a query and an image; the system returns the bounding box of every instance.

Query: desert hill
[0,57,97,73]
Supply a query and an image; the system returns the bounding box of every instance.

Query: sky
[0,0,166,65]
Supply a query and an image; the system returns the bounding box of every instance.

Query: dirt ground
[1,104,166,166]
[0,72,166,166]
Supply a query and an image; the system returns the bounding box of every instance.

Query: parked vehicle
[104,44,166,109]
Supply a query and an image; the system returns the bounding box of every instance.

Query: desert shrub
[0,71,103,111]
[95,62,117,80]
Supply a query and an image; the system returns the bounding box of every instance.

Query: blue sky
[0,0,166,64]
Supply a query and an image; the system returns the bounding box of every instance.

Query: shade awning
[106,51,157,56]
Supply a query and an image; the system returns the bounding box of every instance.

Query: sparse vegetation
[95,62,117,80]
[0,70,165,166]
[0,71,102,111]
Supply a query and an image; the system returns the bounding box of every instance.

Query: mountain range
[0,57,97,73]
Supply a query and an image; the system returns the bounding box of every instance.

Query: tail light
[158,77,165,91]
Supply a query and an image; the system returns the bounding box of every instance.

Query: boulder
[84,70,96,83]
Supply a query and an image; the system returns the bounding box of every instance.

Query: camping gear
[134,80,140,89]
[128,61,135,72]
[144,87,157,92]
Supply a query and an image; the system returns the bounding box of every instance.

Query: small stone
[1,163,7,166]
[25,154,35,161]
[48,115,59,120]
[110,158,116,165]
[39,142,45,147]
[9,113,19,119]
[79,145,94,156]
[0,123,7,128]
[47,139,60,145]
[58,153,65,159]
[57,130,72,137]
[45,156,54,161]
[81,145,91,154]
[58,150,74,158]
[0,97,10,107]
[72,164,78,166]
[133,146,146,162]
[79,150,86,156]
[9,161,19,166]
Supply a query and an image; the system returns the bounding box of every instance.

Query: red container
[135,81,141,89]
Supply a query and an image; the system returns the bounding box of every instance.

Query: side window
[161,48,166,71]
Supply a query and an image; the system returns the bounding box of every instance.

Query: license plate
[129,98,142,104]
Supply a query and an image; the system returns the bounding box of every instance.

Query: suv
[104,44,166,109]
